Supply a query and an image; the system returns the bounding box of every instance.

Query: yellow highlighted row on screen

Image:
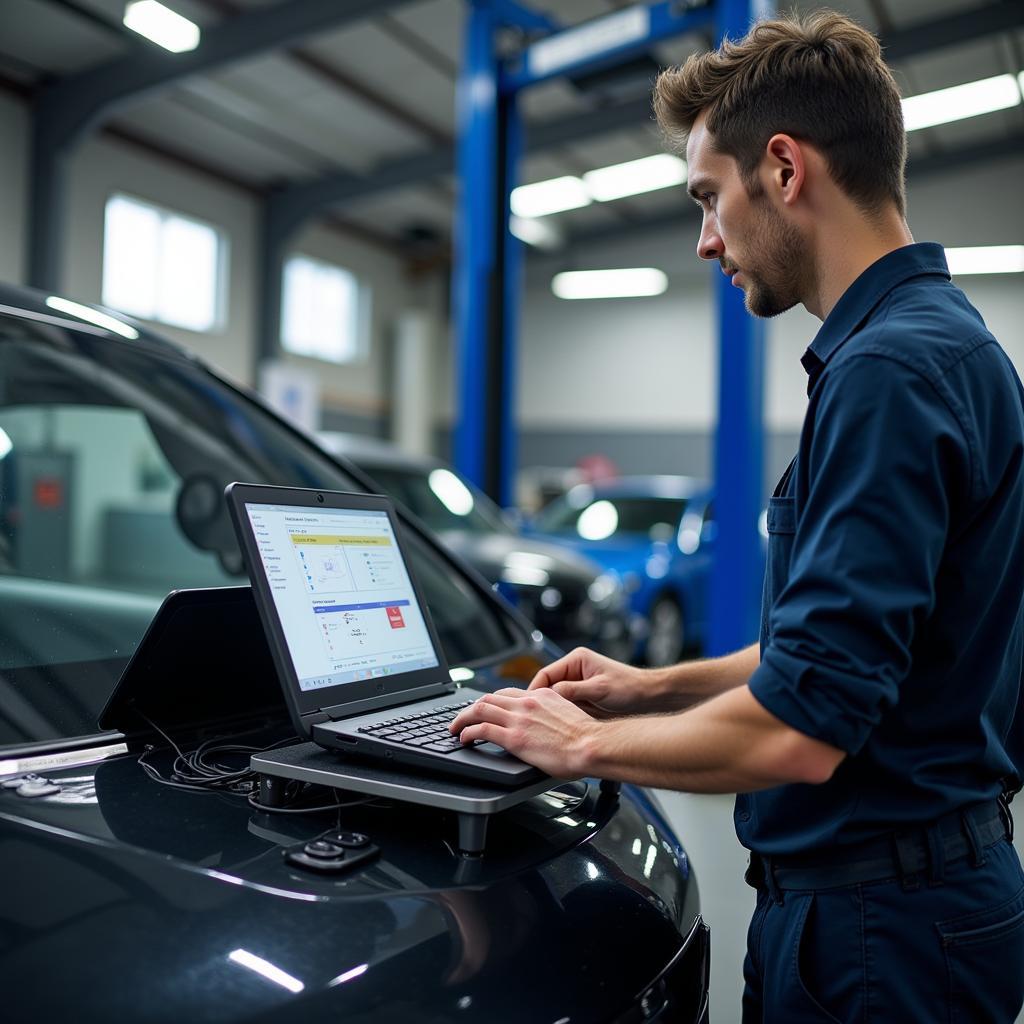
[289,534,392,546]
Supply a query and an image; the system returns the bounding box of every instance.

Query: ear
[764,133,805,206]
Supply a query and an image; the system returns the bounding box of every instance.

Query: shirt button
[737,810,751,822]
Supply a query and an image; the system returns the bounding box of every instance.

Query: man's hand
[528,646,668,716]
[448,687,601,779]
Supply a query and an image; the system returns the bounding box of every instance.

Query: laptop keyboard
[357,701,485,754]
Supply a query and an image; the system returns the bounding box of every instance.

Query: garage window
[102,193,227,333]
[281,255,365,364]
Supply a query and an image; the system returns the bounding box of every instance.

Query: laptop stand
[251,741,554,855]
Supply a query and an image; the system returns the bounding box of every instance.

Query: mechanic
[452,11,1024,1022]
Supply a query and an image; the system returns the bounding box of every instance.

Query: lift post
[453,0,770,652]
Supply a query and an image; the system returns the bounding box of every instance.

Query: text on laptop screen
[245,503,441,692]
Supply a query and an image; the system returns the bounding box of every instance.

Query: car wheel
[645,596,685,667]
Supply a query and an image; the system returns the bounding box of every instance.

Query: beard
[729,196,808,319]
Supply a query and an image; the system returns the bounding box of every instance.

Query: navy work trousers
[741,838,1024,1023]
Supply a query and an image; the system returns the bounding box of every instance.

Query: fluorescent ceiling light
[228,950,304,994]
[123,1,201,53]
[902,74,1020,132]
[511,176,591,218]
[944,245,1024,275]
[552,268,668,300]
[583,154,687,202]
[45,296,140,340]
[509,215,563,250]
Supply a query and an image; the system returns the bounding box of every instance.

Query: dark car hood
[0,742,697,1023]
[436,531,606,592]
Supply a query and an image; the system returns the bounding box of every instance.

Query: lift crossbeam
[501,2,715,93]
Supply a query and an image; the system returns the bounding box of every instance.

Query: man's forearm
[648,641,761,711]
[582,682,844,792]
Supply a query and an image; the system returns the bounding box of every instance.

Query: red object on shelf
[33,478,64,509]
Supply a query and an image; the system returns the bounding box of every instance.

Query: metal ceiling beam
[28,0,418,290]
[257,0,1024,238]
[265,95,652,235]
[882,0,1024,62]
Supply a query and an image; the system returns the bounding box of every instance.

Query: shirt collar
[801,242,950,395]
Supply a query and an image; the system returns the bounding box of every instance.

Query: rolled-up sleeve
[749,353,971,754]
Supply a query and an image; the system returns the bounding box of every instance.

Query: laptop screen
[243,502,441,693]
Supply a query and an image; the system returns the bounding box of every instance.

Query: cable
[135,710,294,796]
[246,790,375,815]
[135,712,374,816]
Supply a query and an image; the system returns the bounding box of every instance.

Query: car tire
[645,596,685,667]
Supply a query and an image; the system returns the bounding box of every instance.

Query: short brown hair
[654,10,906,214]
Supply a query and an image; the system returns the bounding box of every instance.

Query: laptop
[225,482,544,787]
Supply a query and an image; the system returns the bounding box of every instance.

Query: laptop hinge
[321,682,454,721]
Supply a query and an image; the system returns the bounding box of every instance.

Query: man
[452,10,1024,1022]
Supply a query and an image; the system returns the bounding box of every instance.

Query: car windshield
[0,310,515,748]
[536,492,687,541]
[360,464,510,536]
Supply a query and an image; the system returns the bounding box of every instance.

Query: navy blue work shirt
[738,242,1024,855]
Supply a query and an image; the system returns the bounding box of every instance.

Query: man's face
[685,115,807,318]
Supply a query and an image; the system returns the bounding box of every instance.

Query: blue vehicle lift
[453,0,770,654]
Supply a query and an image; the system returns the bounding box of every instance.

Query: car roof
[0,281,190,361]
[318,431,446,472]
[576,475,711,500]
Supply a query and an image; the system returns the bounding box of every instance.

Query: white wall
[0,93,28,286]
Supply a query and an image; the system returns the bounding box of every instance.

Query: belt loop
[762,855,785,905]
[961,810,987,867]
[998,792,1015,842]
[744,853,764,890]
[925,823,945,886]
[891,831,920,891]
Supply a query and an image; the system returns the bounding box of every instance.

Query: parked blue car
[525,477,715,666]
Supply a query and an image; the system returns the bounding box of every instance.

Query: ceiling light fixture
[509,215,564,249]
[123,1,201,53]
[510,176,591,218]
[552,268,668,300]
[944,245,1024,275]
[583,154,687,202]
[902,73,1020,132]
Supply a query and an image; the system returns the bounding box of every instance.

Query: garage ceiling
[1,0,1022,255]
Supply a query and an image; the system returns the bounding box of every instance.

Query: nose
[697,215,723,262]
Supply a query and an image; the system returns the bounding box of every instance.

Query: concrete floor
[656,791,1024,1024]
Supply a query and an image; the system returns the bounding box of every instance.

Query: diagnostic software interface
[245,503,441,692]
